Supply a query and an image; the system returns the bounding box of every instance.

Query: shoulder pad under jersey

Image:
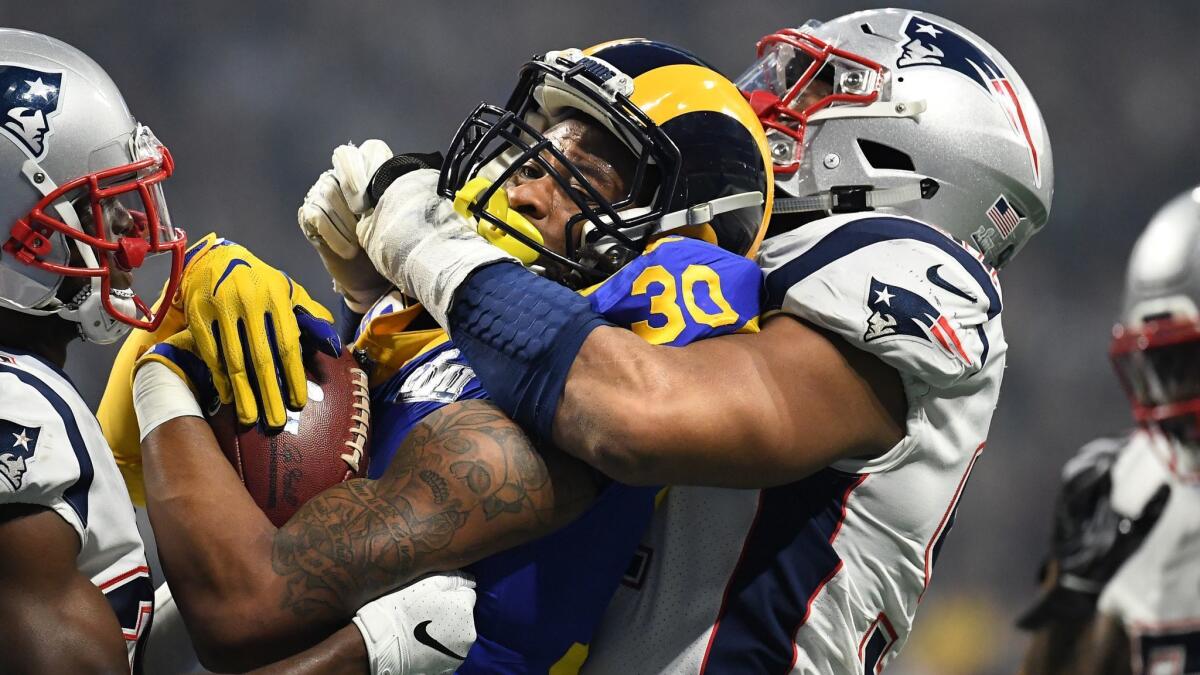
[758,214,1004,387]
[0,359,93,541]
[588,236,764,347]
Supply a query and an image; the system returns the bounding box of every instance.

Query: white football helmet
[1110,187,1200,449]
[0,29,185,343]
[735,8,1053,268]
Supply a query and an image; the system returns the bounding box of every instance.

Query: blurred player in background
[127,40,771,673]
[1020,188,1200,675]
[353,9,1054,672]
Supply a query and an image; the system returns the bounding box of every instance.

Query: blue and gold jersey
[363,237,762,673]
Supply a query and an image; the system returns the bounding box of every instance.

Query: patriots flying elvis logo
[0,420,40,491]
[896,15,1041,188]
[864,277,972,365]
[0,65,62,160]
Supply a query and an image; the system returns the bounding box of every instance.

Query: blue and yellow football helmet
[439,39,774,286]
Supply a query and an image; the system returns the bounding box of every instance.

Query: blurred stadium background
[7,1,1198,672]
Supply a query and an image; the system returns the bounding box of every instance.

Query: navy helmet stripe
[700,470,865,672]
[764,217,1001,318]
[0,363,93,525]
[659,110,768,256]
[589,40,717,79]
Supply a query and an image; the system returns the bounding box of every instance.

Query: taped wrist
[132,362,203,441]
[447,262,610,441]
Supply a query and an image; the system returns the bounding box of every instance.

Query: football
[207,349,371,527]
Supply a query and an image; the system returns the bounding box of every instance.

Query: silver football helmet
[735,8,1053,268]
[1111,187,1200,448]
[0,29,185,343]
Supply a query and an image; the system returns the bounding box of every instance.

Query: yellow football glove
[175,233,334,428]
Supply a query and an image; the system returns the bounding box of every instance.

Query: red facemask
[1111,317,1200,443]
[3,125,186,331]
[737,27,884,174]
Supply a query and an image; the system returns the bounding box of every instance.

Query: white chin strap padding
[59,280,135,345]
[581,192,764,258]
[654,191,764,236]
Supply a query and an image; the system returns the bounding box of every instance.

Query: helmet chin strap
[58,280,135,344]
[579,191,765,267]
[774,178,940,215]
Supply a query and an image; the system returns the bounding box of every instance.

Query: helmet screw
[32,172,45,184]
[895,103,907,114]
[822,153,840,169]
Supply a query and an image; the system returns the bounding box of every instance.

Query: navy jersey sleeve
[0,366,89,545]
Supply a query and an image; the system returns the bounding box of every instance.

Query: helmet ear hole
[857,139,914,171]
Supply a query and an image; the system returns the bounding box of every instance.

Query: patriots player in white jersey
[0,28,475,674]
[1021,188,1200,675]
[346,8,1053,672]
[0,28,190,672]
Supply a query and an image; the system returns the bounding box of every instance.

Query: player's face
[503,117,634,256]
[54,199,138,303]
[792,74,834,112]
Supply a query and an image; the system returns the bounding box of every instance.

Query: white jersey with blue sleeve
[0,348,153,671]
[583,214,1006,674]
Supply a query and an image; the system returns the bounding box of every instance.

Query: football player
[0,28,472,674]
[0,30,174,672]
[1019,188,1200,675]
[350,9,1054,672]
[126,40,773,673]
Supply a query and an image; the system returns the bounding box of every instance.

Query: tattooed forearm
[270,399,601,619]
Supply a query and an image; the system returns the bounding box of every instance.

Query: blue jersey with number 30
[366,237,761,673]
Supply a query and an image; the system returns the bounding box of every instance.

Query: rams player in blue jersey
[353,11,1055,672]
[121,40,774,672]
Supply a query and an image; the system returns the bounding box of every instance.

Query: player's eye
[517,164,546,181]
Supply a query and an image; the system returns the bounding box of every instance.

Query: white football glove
[298,140,395,312]
[359,168,517,328]
[352,572,477,675]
